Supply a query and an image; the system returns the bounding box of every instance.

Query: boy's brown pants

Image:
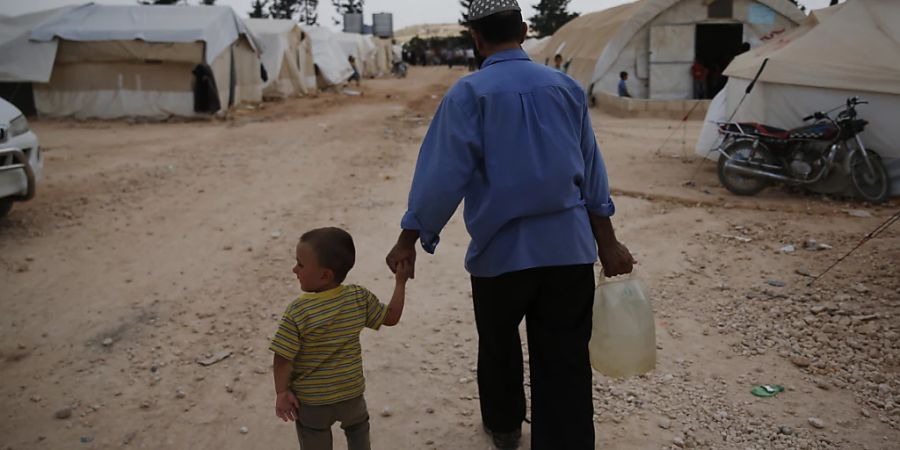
[295,395,370,450]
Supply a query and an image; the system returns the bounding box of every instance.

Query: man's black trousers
[471,264,595,450]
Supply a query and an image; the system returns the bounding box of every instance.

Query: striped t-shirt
[269,284,388,405]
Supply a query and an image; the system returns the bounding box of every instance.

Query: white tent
[245,18,316,99]
[370,37,394,78]
[533,0,804,99]
[696,0,900,195]
[0,6,77,83]
[15,4,263,119]
[522,37,550,60]
[334,32,378,78]
[300,26,354,88]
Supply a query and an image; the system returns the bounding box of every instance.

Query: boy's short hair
[620,71,628,79]
[300,227,355,283]
[468,11,524,45]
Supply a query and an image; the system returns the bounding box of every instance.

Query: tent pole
[726,58,768,123]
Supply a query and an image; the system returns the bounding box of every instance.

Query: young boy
[270,227,410,450]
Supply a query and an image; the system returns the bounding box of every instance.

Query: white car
[0,97,42,217]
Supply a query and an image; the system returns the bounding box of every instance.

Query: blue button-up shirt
[401,48,615,277]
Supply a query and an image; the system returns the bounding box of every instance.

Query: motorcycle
[392,61,408,79]
[714,97,890,204]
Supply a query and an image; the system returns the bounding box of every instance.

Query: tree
[459,0,472,24]
[530,0,578,38]
[786,0,807,13]
[200,0,216,4]
[249,0,269,17]
[269,0,300,19]
[332,0,363,14]
[299,0,319,25]
[829,0,839,5]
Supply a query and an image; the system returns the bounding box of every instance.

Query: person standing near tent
[347,55,361,87]
[553,53,564,71]
[618,71,632,98]
[385,1,635,449]
[691,60,708,99]
[466,47,476,71]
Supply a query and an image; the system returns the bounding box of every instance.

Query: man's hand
[386,230,419,279]
[275,391,299,422]
[598,241,636,277]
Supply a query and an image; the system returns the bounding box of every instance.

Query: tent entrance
[695,23,743,98]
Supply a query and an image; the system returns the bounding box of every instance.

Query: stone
[767,280,786,288]
[779,426,794,436]
[426,407,435,414]
[102,338,114,347]
[54,407,72,420]
[780,244,796,253]
[239,426,249,434]
[658,418,671,430]
[380,406,393,417]
[673,436,686,448]
[790,356,811,368]
[175,387,186,399]
[808,417,825,429]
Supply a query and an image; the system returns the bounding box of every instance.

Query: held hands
[599,240,636,277]
[395,260,413,284]
[275,391,299,422]
[386,238,417,279]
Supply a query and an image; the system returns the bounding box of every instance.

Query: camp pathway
[0,66,897,450]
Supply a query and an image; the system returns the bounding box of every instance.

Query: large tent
[370,37,394,78]
[300,26,354,88]
[334,32,378,78]
[0,5,79,115]
[696,0,900,195]
[8,4,264,119]
[533,0,805,100]
[522,36,550,59]
[245,18,316,99]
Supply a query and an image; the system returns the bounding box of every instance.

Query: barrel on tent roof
[373,13,393,38]
[343,13,363,34]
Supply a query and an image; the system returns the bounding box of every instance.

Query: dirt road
[2,67,898,450]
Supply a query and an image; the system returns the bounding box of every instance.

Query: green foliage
[529,0,578,38]
[249,0,268,18]
[332,0,364,14]
[459,0,472,24]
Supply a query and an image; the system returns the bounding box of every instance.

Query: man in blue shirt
[386,1,635,448]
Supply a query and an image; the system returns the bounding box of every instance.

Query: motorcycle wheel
[849,150,890,204]
[717,141,774,196]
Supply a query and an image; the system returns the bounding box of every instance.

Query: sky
[2,0,836,30]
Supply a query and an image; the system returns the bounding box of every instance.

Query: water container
[589,272,656,378]
[372,13,394,38]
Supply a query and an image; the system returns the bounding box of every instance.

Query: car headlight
[10,115,29,137]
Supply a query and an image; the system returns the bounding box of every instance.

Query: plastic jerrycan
[589,271,656,378]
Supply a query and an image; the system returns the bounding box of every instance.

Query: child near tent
[348,55,361,87]
[618,71,632,98]
[270,227,411,450]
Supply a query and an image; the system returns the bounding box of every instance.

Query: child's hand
[275,391,300,422]
[395,260,413,283]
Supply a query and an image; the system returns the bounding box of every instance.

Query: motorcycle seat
[721,122,790,140]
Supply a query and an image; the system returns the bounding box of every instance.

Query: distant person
[691,60,708,99]
[553,53,564,71]
[271,227,411,450]
[466,47,476,71]
[348,55,361,87]
[618,71,632,98]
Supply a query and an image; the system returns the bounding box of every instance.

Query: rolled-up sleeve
[401,96,481,253]
[580,101,616,217]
